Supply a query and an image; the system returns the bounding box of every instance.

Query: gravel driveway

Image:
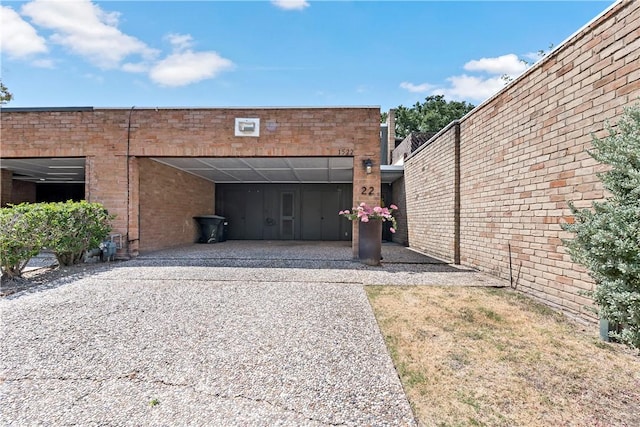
[1,242,505,426]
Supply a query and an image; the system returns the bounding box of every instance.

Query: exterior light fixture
[363,158,373,174]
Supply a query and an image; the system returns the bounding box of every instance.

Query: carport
[1,107,383,258]
[1,154,403,251]
[153,157,355,241]
[0,157,86,204]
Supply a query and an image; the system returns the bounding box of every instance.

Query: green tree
[563,105,640,349]
[1,80,13,104]
[393,95,475,139]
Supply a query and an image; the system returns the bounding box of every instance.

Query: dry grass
[366,286,640,427]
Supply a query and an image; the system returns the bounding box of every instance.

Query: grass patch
[366,285,640,426]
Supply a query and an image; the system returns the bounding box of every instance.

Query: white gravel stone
[1,242,505,425]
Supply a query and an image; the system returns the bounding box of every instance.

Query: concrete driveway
[1,242,505,425]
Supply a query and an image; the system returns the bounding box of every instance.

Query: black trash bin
[193,215,226,243]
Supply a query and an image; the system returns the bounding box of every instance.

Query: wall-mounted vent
[235,118,260,137]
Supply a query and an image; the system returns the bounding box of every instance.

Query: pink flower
[338,203,397,231]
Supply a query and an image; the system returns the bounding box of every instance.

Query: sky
[1,0,615,112]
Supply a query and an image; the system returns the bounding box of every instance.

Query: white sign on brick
[235,118,260,137]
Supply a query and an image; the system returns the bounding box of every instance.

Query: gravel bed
[1,242,505,425]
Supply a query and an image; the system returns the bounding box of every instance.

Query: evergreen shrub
[0,201,113,278]
[563,106,640,349]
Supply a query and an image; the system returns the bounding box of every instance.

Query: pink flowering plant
[338,202,399,233]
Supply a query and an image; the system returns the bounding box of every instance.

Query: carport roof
[0,157,85,183]
[153,157,353,184]
[154,157,403,184]
[0,157,403,184]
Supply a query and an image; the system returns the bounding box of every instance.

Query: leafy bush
[563,105,640,349]
[43,201,114,266]
[0,201,114,278]
[0,203,49,279]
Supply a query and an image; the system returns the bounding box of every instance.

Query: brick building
[0,107,387,257]
[1,0,638,325]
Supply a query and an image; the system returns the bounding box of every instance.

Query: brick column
[86,154,130,258]
[352,153,382,258]
[453,121,461,265]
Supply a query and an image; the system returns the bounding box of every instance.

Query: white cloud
[10,1,235,88]
[166,33,194,52]
[271,0,310,11]
[148,32,235,87]
[0,5,47,59]
[400,53,533,103]
[433,74,506,102]
[523,51,550,65]
[399,82,434,94]
[463,54,527,76]
[121,62,149,73]
[21,0,157,69]
[150,51,235,87]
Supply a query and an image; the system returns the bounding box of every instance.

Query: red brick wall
[405,0,640,322]
[1,107,380,255]
[138,158,215,252]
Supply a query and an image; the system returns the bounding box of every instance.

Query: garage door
[216,183,352,241]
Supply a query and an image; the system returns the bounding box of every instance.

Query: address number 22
[361,186,374,195]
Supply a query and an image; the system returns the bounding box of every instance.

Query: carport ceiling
[0,157,403,185]
[0,158,85,183]
[152,157,354,184]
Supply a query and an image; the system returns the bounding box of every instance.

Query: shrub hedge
[0,201,114,279]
